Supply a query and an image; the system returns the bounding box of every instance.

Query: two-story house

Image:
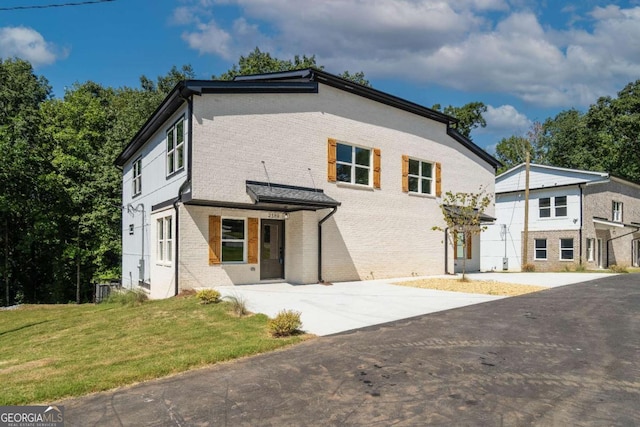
[116,69,500,299]
[481,163,640,272]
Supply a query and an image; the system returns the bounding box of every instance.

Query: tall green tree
[0,58,57,305]
[432,102,487,140]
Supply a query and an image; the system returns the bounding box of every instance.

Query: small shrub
[267,310,302,337]
[196,289,221,304]
[609,264,629,273]
[105,289,148,306]
[574,263,586,272]
[522,263,536,272]
[224,294,249,317]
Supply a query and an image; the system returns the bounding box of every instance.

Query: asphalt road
[60,274,640,426]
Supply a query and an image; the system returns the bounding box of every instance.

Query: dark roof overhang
[246,180,340,210]
[443,204,496,224]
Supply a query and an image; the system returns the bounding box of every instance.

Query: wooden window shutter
[435,162,442,197]
[373,148,381,189]
[247,218,259,264]
[466,232,472,259]
[327,138,337,182]
[208,215,221,265]
[401,155,409,192]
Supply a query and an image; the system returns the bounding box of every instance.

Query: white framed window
[132,157,142,196]
[156,216,173,264]
[167,117,185,175]
[408,158,433,195]
[534,239,547,260]
[612,201,623,222]
[555,196,567,217]
[560,238,574,260]
[586,238,595,262]
[221,218,246,263]
[336,142,371,185]
[539,196,567,218]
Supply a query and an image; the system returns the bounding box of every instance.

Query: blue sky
[1,0,639,151]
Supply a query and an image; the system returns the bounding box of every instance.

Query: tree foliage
[214,47,371,86]
[496,80,640,182]
[433,102,487,140]
[433,189,492,280]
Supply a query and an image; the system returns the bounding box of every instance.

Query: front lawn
[0,295,306,405]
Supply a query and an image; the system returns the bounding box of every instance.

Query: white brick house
[481,163,640,272]
[116,69,500,299]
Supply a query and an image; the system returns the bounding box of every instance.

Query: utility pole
[522,151,530,268]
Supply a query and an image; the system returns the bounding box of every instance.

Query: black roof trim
[116,68,500,171]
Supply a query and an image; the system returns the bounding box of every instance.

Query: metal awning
[592,216,639,230]
[246,181,340,210]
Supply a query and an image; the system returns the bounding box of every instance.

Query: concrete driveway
[216,272,615,336]
[60,274,640,426]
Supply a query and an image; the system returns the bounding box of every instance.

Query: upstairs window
[539,196,567,218]
[336,143,371,185]
[555,196,567,217]
[408,158,433,195]
[612,201,623,222]
[132,157,142,196]
[167,117,185,175]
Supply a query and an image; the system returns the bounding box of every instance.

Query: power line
[0,0,117,11]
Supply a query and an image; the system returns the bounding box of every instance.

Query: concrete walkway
[216,272,615,336]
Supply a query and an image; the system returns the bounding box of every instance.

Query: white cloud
[0,26,66,67]
[483,104,532,132]
[173,1,640,108]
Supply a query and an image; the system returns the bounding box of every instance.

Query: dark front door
[260,220,284,280]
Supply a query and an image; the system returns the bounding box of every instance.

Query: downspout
[318,207,338,283]
[173,93,194,296]
[578,184,583,266]
[605,226,639,268]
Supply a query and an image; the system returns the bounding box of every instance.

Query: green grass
[0,296,306,405]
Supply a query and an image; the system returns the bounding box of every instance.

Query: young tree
[433,189,492,280]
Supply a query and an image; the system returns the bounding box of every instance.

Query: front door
[260,220,284,280]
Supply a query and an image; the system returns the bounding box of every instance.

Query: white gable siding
[121,106,189,296]
[497,165,607,193]
[481,186,581,271]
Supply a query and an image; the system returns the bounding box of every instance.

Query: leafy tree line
[495,80,640,181]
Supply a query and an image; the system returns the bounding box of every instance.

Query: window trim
[132,157,142,197]
[335,142,372,186]
[156,216,173,266]
[612,201,623,222]
[534,238,547,260]
[559,238,574,261]
[166,116,185,177]
[221,217,247,264]
[407,157,434,195]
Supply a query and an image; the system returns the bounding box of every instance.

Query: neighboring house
[481,163,640,272]
[116,69,500,299]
